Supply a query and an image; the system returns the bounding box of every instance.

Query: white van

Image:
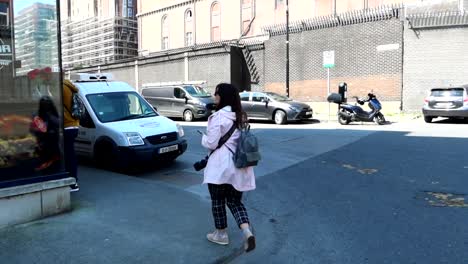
[69,73,187,168]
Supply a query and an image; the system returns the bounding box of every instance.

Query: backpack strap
[209,122,237,156]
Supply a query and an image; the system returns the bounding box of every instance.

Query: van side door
[173,87,188,118]
[75,108,96,158]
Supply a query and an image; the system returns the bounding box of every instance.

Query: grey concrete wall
[107,66,137,88]
[139,59,185,85]
[0,178,74,229]
[188,53,231,92]
[264,19,403,102]
[403,25,468,111]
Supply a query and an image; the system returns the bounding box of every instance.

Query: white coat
[201,106,256,192]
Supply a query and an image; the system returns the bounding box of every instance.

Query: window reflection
[0,0,64,183]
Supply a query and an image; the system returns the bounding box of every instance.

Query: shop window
[1,0,66,187]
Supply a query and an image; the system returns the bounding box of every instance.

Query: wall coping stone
[0,178,76,199]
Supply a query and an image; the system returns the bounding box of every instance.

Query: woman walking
[201,83,256,252]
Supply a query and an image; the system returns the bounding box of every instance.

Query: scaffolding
[61,16,138,70]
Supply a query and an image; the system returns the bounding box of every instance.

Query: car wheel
[183,110,194,122]
[424,116,433,123]
[274,110,287,125]
[374,113,386,125]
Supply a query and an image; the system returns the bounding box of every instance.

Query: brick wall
[264,18,403,102]
[403,25,468,111]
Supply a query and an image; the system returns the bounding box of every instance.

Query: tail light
[464,97,468,105]
[424,97,429,105]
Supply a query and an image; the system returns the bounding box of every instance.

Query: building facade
[60,0,138,70]
[137,0,420,54]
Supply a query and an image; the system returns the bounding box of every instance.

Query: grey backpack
[233,125,261,168]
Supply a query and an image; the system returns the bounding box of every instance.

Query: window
[240,93,251,101]
[185,9,193,46]
[275,0,284,9]
[185,32,193,46]
[252,93,266,102]
[174,88,185,99]
[242,0,253,36]
[161,15,169,50]
[211,2,220,42]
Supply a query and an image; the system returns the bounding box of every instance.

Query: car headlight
[124,132,145,146]
[196,101,206,107]
[176,123,185,137]
[289,106,301,112]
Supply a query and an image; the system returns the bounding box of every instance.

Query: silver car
[422,85,468,123]
[240,92,313,125]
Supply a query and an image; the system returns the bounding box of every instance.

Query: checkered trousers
[208,184,250,229]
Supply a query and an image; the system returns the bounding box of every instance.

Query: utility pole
[286,0,290,98]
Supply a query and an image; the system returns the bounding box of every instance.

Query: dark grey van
[141,82,215,122]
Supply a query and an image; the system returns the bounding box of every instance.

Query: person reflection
[30,96,60,172]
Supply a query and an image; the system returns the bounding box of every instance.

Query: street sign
[323,50,335,68]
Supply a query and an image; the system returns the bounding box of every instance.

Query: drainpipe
[193,0,197,45]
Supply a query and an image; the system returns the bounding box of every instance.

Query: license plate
[159,145,178,154]
[436,102,452,108]
[306,111,312,115]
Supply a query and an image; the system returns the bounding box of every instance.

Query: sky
[13,0,57,15]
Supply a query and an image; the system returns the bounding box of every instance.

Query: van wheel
[183,110,194,122]
[95,140,118,169]
[274,110,287,125]
[424,116,433,123]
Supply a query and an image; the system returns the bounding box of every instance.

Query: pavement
[1,117,468,264]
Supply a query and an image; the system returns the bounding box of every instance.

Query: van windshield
[184,85,211,97]
[87,92,158,123]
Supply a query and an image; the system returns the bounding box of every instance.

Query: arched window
[161,15,169,50]
[210,2,220,42]
[241,0,253,36]
[185,9,193,46]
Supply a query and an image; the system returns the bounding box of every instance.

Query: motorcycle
[328,92,386,125]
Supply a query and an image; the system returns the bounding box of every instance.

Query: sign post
[323,50,335,122]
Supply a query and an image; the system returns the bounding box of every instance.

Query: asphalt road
[1,117,468,264]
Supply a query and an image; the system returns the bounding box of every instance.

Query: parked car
[141,82,215,122]
[69,73,187,168]
[422,85,468,123]
[239,91,313,124]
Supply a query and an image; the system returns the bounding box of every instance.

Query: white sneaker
[206,230,229,245]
